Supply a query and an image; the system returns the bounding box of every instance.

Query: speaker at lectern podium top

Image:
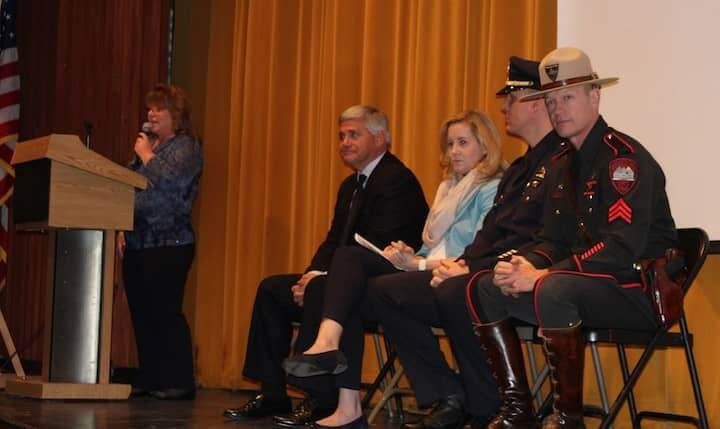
[10,133,147,231]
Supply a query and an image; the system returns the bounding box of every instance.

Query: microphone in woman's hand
[141,122,159,141]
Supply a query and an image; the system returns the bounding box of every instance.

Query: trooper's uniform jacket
[523,116,677,284]
[460,131,565,272]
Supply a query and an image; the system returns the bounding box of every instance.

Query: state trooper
[467,47,676,429]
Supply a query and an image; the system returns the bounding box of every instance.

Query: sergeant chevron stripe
[608,198,632,223]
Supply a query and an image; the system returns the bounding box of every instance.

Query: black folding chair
[589,227,710,428]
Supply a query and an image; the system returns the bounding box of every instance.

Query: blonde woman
[283,110,504,429]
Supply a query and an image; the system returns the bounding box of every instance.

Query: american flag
[0,0,18,290]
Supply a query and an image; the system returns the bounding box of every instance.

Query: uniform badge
[545,64,559,82]
[529,166,546,188]
[608,198,632,224]
[609,158,638,195]
[583,179,597,198]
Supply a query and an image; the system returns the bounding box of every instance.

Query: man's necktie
[340,174,367,245]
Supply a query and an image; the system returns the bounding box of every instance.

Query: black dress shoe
[404,395,467,429]
[272,396,336,428]
[149,387,196,400]
[224,393,292,420]
[130,386,148,397]
[306,415,369,429]
[282,350,348,377]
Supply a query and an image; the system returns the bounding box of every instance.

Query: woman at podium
[117,84,203,400]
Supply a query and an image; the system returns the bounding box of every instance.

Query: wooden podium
[4,134,147,399]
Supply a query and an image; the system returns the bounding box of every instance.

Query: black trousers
[368,271,500,418]
[471,271,657,330]
[123,244,196,391]
[310,246,399,389]
[241,272,337,405]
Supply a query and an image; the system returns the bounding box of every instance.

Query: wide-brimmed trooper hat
[496,56,541,95]
[521,47,618,101]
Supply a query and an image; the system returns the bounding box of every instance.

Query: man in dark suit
[224,105,428,426]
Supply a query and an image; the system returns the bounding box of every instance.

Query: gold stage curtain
[186,0,556,389]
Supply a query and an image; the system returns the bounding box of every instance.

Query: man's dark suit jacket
[307,152,428,272]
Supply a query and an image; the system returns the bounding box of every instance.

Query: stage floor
[0,389,407,429]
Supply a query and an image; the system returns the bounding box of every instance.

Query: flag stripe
[0,60,17,79]
[0,76,19,96]
[0,104,19,122]
[0,47,17,66]
[0,89,18,107]
[0,119,18,137]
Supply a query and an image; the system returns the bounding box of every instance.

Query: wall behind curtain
[176,0,556,389]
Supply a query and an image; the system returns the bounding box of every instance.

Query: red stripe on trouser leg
[464,269,492,325]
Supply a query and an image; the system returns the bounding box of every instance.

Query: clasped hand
[430,259,469,287]
[492,255,547,297]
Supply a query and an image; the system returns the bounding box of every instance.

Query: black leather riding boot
[473,319,539,429]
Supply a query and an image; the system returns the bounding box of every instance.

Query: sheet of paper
[354,233,407,271]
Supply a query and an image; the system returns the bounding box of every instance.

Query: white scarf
[422,169,480,250]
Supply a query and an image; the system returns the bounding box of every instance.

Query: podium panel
[50,230,104,383]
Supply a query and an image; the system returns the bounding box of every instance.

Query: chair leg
[615,344,639,429]
[383,335,405,421]
[362,340,397,410]
[367,365,405,424]
[525,339,545,410]
[589,342,612,428]
[370,333,394,417]
[679,317,709,429]
[598,332,661,429]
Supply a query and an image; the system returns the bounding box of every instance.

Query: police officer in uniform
[368,56,564,429]
[468,48,677,429]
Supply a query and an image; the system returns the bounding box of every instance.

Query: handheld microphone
[131,122,158,168]
[140,122,159,141]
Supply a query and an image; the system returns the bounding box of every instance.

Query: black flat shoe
[273,396,336,428]
[306,415,369,429]
[149,387,196,400]
[282,350,348,377]
[224,393,292,420]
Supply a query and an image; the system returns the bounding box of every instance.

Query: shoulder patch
[609,157,638,195]
[603,131,635,156]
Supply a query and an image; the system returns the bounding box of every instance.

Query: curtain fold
[192,0,556,388]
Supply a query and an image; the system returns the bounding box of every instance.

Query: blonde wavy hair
[439,110,504,182]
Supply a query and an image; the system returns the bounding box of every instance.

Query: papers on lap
[354,233,407,271]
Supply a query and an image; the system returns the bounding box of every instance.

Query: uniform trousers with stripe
[470,271,658,330]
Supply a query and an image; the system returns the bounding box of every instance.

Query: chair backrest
[676,228,709,295]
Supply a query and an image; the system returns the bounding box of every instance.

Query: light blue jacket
[416,177,501,258]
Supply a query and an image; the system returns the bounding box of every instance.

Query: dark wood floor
[0,389,408,429]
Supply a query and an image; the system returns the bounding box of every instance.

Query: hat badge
[545,64,559,82]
